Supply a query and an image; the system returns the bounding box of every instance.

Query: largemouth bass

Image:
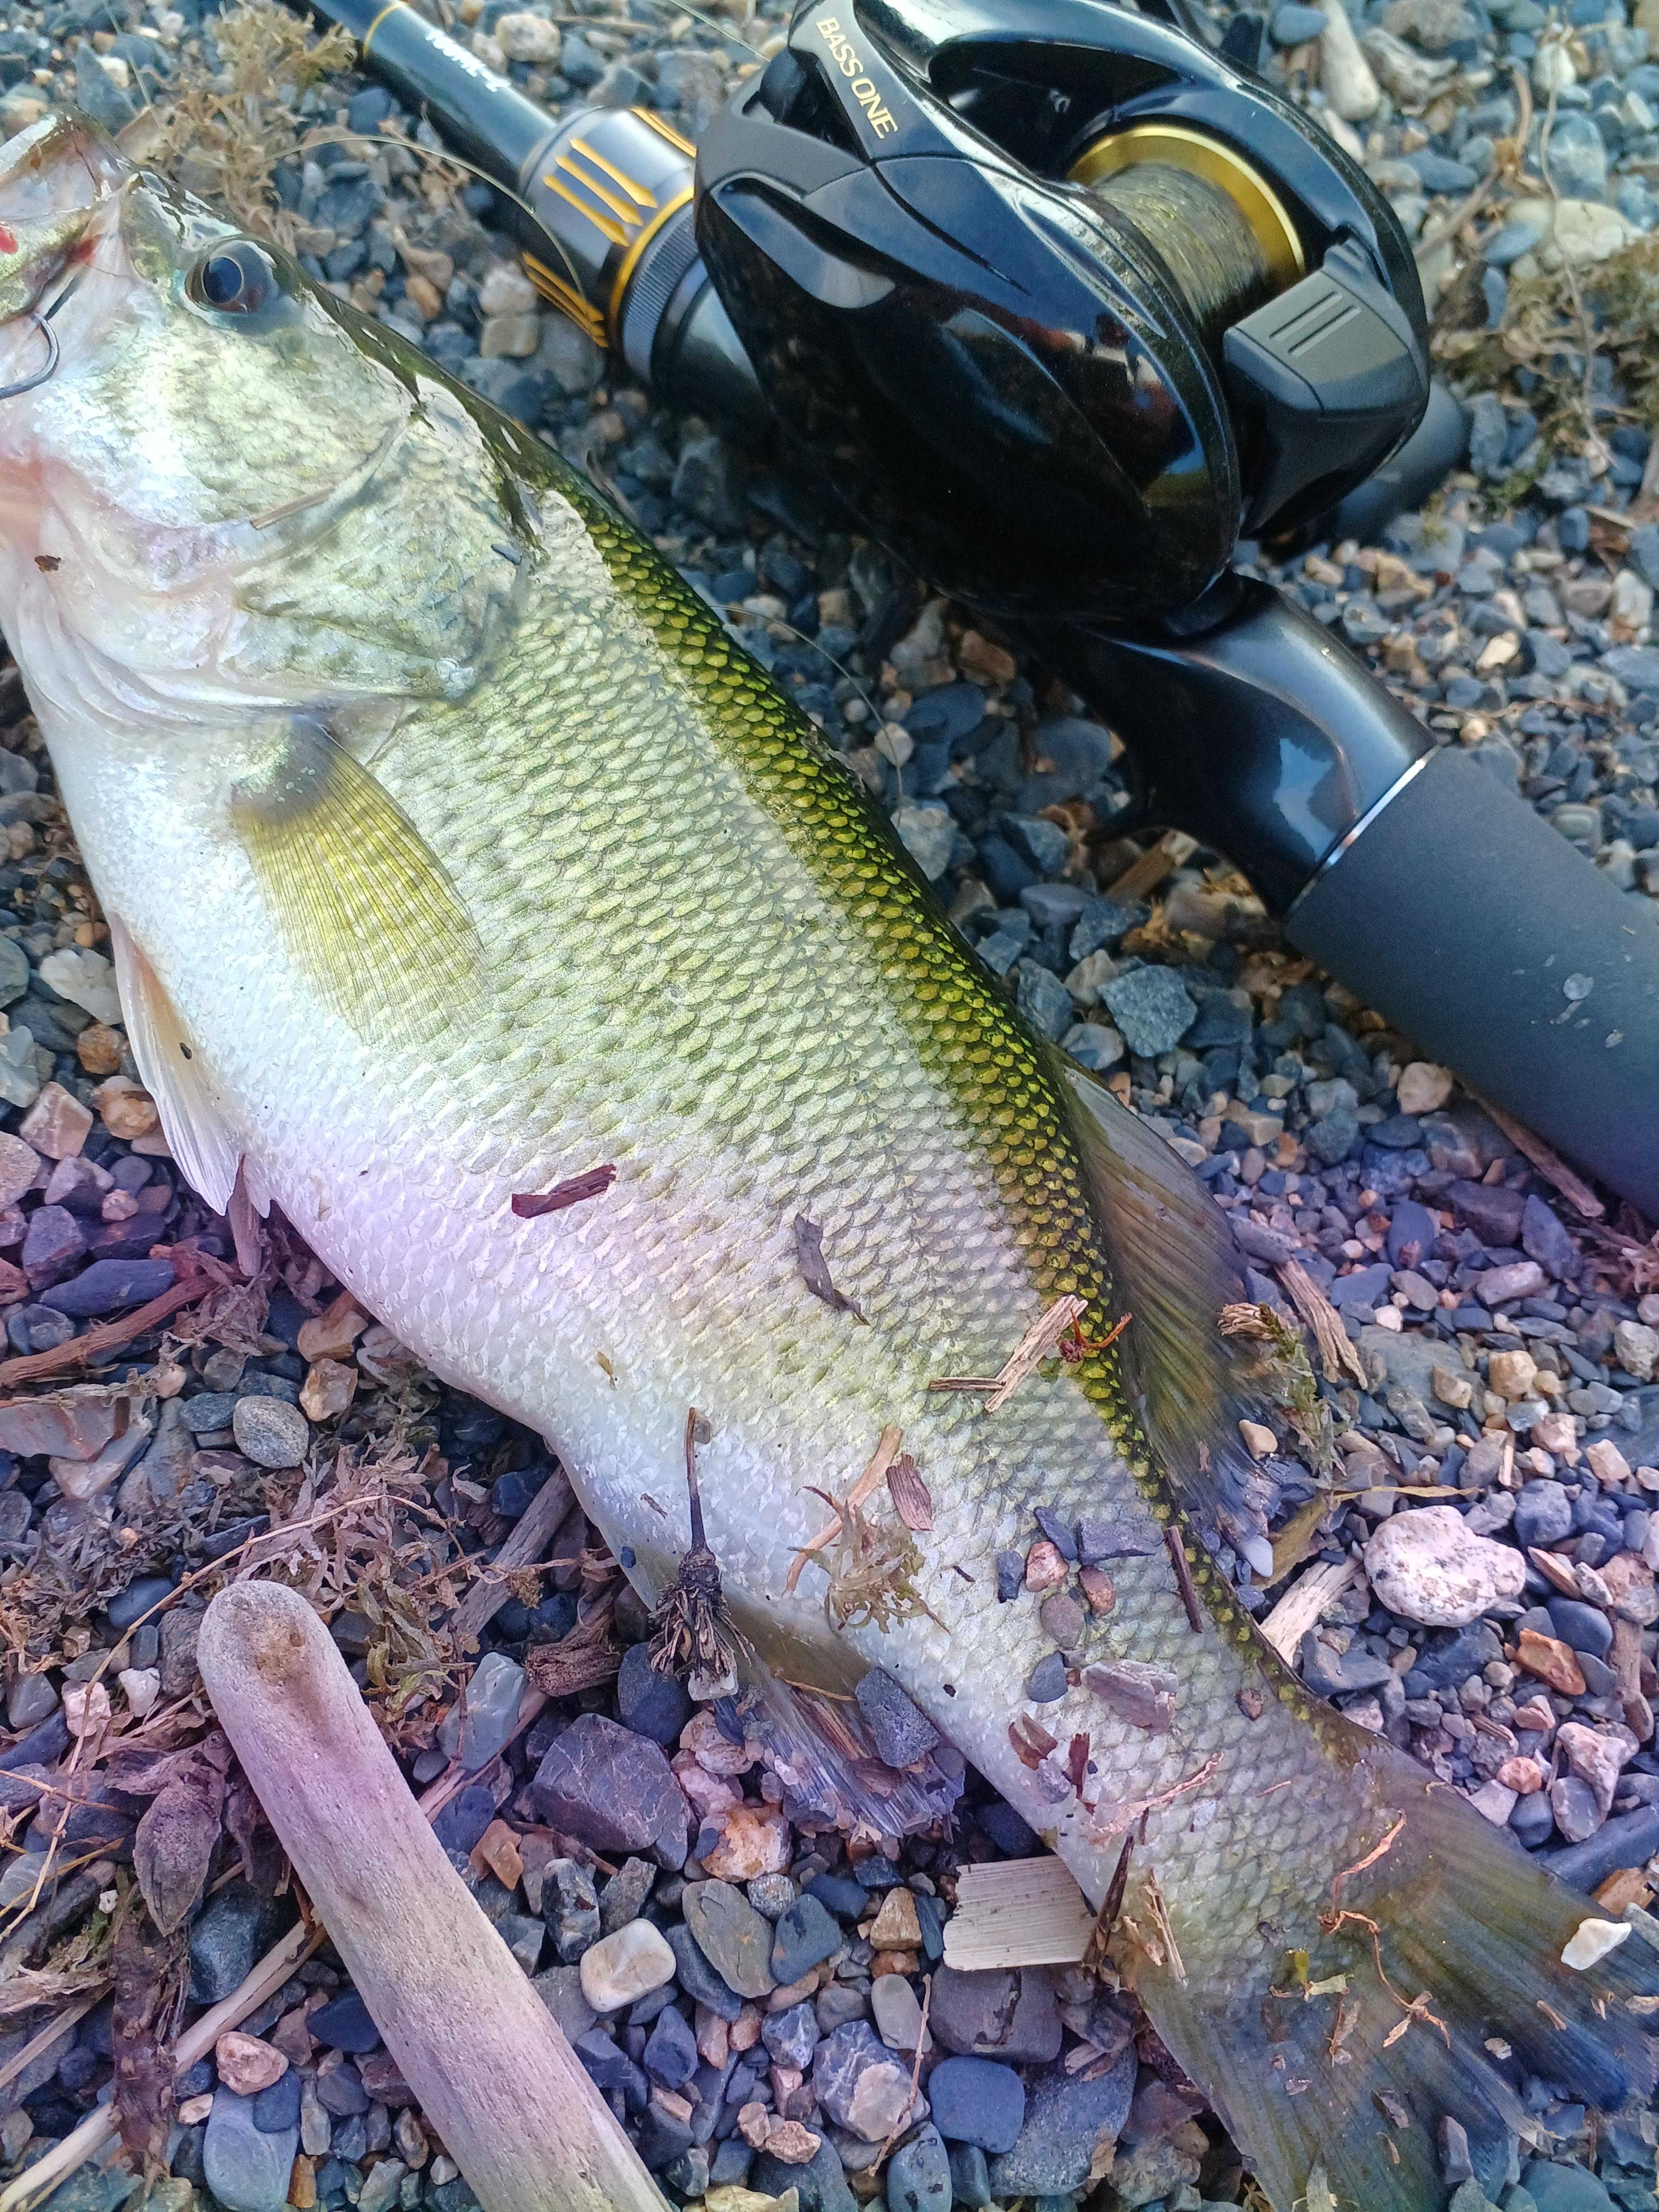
[0,112,1652,2211]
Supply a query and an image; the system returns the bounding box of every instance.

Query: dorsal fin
[1057,1062,1274,1574]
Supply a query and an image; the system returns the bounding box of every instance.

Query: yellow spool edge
[1067,122,1306,292]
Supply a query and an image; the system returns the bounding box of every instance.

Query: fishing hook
[0,312,56,402]
[0,268,83,404]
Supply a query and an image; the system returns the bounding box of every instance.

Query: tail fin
[1131,1746,1659,2210]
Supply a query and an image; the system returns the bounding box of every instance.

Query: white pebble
[1561,1917,1631,1971]
[1363,1505,1528,1628]
[579,1919,676,2013]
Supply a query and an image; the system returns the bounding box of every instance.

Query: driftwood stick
[198,1580,666,2212]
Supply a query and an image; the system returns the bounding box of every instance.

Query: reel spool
[1067,123,1305,355]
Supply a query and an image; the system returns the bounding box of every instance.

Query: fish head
[0,113,506,746]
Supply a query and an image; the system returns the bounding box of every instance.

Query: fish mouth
[0,113,122,383]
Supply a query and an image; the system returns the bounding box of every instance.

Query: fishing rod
[306,0,1659,1219]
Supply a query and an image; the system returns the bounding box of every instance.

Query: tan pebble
[729,2003,763,2052]
[1534,1410,1579,1456]
[761,2118,823,2165]
[1586,1438,1633,1487]
[1039,1591,1086,1647]
[579,1919,676,2012]
[870,1947,920,1978]
[703,1803,790,1882]
[957,629,1017,687]
[1396,1061,1452,1116]
[1239,1419,1277,1460]
[1488,1349,1540,1401]
[176,2093,214,2127]
[765,1972,818,2010]
[76,1023,123,1076]
[695,2008,730,2067]
[296,1290,369,1363]
[867,1886,922,1949]
[288,2153,317,2210]
[1495,1756,1546,1795]
[680,1706,757,1776]
[1431,1365,1474,1410]
[17,1081,92,1160]
[215,2030,289,2095]
[1561,1916,1631,1970]
[1516,1627,1587,1697]
[470,1818,524,1891]
[0,1131,37,1207]
[118,1667,160,1718]
[300,1358,357,1424]
[267,2009,315,2065]
[403,273,444,321]
[1079,1566,1116,1614]
[91,1075,159,1141]
[1023,1540,1068,1593]
[737,2103,772,2150]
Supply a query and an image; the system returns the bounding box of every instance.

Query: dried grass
[144,0,357,249]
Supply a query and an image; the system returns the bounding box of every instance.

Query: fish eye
[188,241,278,317]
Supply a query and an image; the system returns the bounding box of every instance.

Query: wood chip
[1279,1261,1368,1387]
[1473,1094,1603,1220]
[943,1857,1096,1970]
[1528,1546,1582,1600]
[1105,829,1198,904]
[885,1453,932,1533]
[1260,1558,1361,1661]
[928,1296,1087,1413]
[524,1618,622,1697]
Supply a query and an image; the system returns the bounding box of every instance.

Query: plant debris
[141,0,358,247]
[1218,1301,1333,1475]
[511,1165,616,1219]
[885,1452,932,1533]
[927,1294,1090,1412]
[646,1408,743,1699]
[793,1214,864,1321]
[109,1908,187,2176]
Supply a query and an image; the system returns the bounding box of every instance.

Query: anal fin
[109,915,241,1215]
[735,1660,964,1841]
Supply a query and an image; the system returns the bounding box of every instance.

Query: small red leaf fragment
[1066,1732,1090,1795]
[512,1165,616,1218]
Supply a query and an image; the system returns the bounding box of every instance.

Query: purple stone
[21,1203,84,1290]
[42,1257,175,1316]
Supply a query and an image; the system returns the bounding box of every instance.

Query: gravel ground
[0,0,1655,2206]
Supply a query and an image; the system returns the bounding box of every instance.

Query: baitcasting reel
[315,0,1659,1216]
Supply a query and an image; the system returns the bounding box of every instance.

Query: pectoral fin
[108,916,241,1215]
[1058,1060,1274,1574]
[230,718,482,1042]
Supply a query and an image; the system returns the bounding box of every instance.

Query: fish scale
[2,113,1655,2212]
